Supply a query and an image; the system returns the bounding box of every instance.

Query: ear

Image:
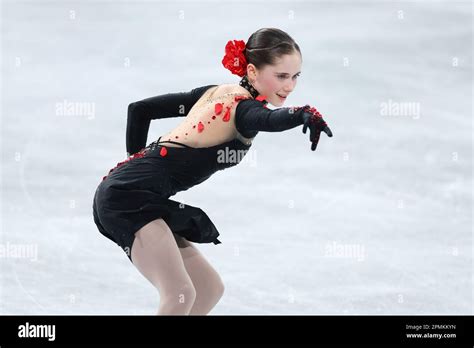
[246,63,258,81]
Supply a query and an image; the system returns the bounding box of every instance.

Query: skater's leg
[176,237,225,315]
[130,218,196,315]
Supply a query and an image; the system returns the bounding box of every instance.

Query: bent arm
[126,84,217,155]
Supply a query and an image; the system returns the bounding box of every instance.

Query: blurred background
[1,0,472,314]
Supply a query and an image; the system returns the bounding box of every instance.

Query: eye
[277,73,301,80]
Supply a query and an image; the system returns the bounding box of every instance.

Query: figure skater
[92,28,333,315]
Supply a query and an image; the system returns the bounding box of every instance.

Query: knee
[194,274,224,303]
[180,282,197,306]
[174,282,197,308]
[190,277,224,315]
[214,278,225,301]
[205,275,224,303]
[160,282,197,314]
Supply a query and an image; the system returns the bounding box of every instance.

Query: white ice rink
[1,0,472,314]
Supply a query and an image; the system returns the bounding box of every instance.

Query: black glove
[299,105,333,151]
[234,98,334,151]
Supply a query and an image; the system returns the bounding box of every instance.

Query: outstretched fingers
[302,115,333,151]
[323,126,333,137]
[310,129,321,151]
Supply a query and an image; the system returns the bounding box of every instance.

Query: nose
[283,79,296,94]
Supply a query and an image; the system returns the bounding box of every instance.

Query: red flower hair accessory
[221,39,248,77]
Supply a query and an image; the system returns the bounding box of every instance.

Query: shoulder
[190,84,218,96]
[211,84,253,99]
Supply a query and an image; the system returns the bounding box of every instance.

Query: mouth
[276,93,288,101]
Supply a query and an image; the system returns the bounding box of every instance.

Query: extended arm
[235,99,306,135]
[126,84,217,155]
[235,99,333,151]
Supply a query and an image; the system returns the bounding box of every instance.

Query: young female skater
[92,28,333,315]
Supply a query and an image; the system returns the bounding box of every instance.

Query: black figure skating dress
[92,75,317,262]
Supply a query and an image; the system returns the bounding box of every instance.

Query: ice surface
[1,0,471,314]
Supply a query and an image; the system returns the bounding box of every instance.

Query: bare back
[160,84,255,148]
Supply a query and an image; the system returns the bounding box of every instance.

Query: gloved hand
[299,105,333,151]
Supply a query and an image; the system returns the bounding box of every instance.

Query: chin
[271,99,285,107]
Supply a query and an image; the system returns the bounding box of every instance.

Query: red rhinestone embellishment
[235,95,251,101]
[160,146,168,157]
[198,121,204,132]
[102,148,147,181]
[294,105,324,119]
[222,107,231,122]
[215,103,223,115]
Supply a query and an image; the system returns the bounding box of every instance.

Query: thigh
[131,219,194,294]
[175,236,224,292]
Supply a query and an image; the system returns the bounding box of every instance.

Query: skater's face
[247,51,302,107]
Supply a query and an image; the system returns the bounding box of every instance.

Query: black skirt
[92,139,227,263]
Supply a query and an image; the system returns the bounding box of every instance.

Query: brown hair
[245,28,301,70]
